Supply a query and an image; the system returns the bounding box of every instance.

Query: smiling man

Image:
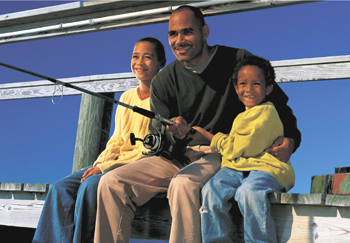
[148,5,301,242]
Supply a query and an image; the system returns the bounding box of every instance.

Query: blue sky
[1,0,350,198]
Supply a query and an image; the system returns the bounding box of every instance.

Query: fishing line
[0,61,175,126]
[52,83,64,105]
[0,61,199,156]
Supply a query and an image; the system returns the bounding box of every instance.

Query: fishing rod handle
[132,106,174,125]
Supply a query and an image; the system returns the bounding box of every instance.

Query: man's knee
[169,174,201,199]
[201,179,216,199]
[98,170,133,204]
[98,170,122,191]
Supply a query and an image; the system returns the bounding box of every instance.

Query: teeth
[175,46,190,50]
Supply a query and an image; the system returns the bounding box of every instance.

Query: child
[194,56,295,243]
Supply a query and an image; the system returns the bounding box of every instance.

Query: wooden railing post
[72,92,114,173]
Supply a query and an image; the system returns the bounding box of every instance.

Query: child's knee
[80,176,100,192]
[235,183,257,203]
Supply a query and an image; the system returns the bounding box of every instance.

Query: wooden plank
[272,204,350,242]
[311,174,330,194]
[22,183,49,193]
[272,55,350,82]
[269,192,326,206]
[0,183,22,191]
[1,55,349,101]
[0,73,138,100]
[326,194,350,207]
[0,198,44,228]
[311,173,350,195]
[1,191,350,241]
[0,183,49,228]
[335,167,350,173]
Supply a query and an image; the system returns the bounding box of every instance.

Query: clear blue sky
[1,0,350,197]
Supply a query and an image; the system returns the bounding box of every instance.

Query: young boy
[193,56,295,242]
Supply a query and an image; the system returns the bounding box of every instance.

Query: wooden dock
[1,180,350,242]
[1,0,350,242]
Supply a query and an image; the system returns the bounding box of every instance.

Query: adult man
[94,5,301,243]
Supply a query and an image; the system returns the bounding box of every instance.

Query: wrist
[288,137,295,153]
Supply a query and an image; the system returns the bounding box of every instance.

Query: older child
[32,37,166,243]
[194,56,295,242]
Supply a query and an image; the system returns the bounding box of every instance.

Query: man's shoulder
[153,59,187,82]
[215,45,253,59]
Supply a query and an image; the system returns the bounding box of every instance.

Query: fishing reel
[130,123,167,156]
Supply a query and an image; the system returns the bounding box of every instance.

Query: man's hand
[265,137,295,162]
[81,166,102,183]
[166,116,191,139]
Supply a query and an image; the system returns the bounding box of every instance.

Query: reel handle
[130,133,144,145]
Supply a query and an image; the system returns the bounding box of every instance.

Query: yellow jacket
[93,88,151,173]
[210,102,295,191]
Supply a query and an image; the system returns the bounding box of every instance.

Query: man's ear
[202,24,209,40]
[266,85,273,96]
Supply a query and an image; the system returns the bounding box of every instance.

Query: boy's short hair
[231,56,276,87]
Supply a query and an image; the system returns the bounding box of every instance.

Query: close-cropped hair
[136,37,166,68]
[173,5,206,27]
[231,56,276,87]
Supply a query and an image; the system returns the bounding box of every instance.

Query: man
[94,5,301,243]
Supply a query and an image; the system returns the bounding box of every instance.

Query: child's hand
[190,126,214,143]
[81,166,102,183]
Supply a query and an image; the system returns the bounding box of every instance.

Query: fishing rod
[1,61,198,155]
[0,61,174,126]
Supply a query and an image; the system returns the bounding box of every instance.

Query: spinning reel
[130,123,197,156]
[130,123,167,156]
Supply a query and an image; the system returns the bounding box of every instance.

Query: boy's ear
[234,84,239,94]
[266,84,273,96]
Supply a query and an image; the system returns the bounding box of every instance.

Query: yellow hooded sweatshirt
[210,102,295,191]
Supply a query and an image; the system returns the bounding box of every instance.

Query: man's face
[168,9,207,68]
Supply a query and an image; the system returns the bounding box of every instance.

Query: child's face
[234,65,273,108]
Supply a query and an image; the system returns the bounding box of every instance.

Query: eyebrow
[168,30,176,36]
[168,27,194,36]
[132,52,154,56]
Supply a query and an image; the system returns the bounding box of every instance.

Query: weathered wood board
[311,172,350,195]
[2,183,350,242]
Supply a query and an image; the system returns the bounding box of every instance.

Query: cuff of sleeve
[210,132,225,152]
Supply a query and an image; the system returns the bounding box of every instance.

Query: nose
[245,84,253,91]
[175,33,185,45]
[136,57,144,65]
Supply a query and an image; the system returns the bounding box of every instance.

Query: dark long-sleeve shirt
[149,45,301,158]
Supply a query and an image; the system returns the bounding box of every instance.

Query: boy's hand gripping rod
[0,61,175,126]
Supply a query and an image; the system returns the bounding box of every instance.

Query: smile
[135,68,147,72]
[174,45,191,51]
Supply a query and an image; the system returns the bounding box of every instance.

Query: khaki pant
[94,146,221,243]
